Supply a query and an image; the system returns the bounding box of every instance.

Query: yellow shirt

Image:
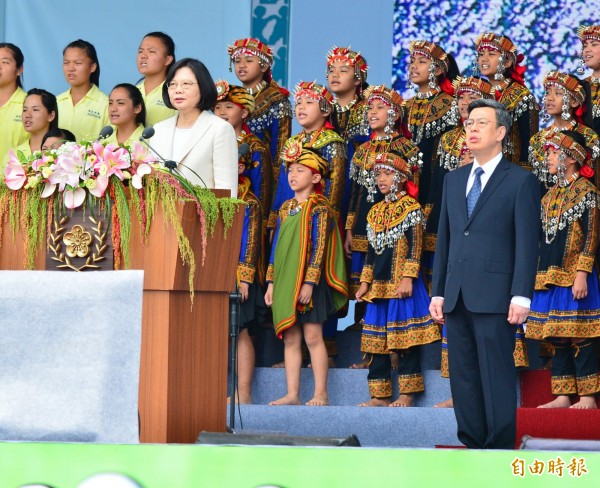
[0,87,28,166]
[105,124,144,147]
[57,84,109,142]
[137,80,176,127]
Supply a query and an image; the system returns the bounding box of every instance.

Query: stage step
[245,368,452,407]
[227,404,460,448]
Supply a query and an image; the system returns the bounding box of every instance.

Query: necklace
[416,87,440,99]
[550,120,577,132]
[543,173,578,244]
[287,198,303,216]
[301,127,325,147]
[492,79,510,92]
[246,80,267,96]
[335,98,357,113]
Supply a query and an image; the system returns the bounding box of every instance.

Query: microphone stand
[227,284,242,432]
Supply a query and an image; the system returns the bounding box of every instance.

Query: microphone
[139,126,207,188]
[98,125,114,140]
[139,126,178,171]
[238,143,250,159]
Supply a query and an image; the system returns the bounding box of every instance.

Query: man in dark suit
[429,99,540,449]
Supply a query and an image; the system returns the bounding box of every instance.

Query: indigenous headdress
[408,40,454,93]
[364,85,404,116]
[215,80,255,112]
[372,151,418,199]
[408,41,449,73]
[228,37,274,82]
[283,141,330,178]
[363,84,404,134]
[449,77,494,125]
[228,37,273,67]
[577,26,600,75]
[453,76,494,99]
[543,72,585,106]
[293,81,335,112]
[474,33,526,84]
[544,132,589,167]
[326,46,368,83]
[542,71,586,122]
[578,25,600,43]
[372,152,411,179]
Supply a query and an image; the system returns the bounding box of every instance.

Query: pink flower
[130,142,158,165]
[4,151,26,190]
[93,142,130,179]
[50,145,85,191]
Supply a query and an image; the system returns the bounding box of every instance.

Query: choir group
[1,25,600,411]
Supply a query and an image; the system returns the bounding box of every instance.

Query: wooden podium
[0,189,243,444]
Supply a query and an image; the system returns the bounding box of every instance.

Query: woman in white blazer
[151,58,238,198]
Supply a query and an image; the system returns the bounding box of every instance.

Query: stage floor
[2,442,598,487]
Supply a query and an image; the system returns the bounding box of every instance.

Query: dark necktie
[467,167,484,218]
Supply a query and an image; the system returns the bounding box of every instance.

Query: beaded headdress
[293,81,335,112]
[364,84,404,116]
[543,71,585,106]
[372,152,412,180]
[408,40,450,73]
[214,80,255,112]
[578,25,600,43]
[283,142,330,178]
[228,37,273,67]
[544,132,588,166]
[475,33,517,65]
[326,46,368,83]
[453,76,494,99]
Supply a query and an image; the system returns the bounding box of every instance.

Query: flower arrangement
[0,140,242,298]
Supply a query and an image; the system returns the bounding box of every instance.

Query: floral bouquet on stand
[1,140,242,297]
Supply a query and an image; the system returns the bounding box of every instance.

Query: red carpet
[520,369,554,408]
[516,370,600,447]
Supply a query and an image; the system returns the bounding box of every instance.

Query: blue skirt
[361,274,440,354]
[527,269,600,340]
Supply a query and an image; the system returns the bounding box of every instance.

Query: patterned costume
[474,33,539,168]
[237,176,265,326]
[346,85,422,294]
[526,133,600,398]
[267,150,348,338]
[359,153,440,399]
[579,26,600,149]
[326,47,371,222]
[269,82,347,228]
[403,40,457,212]
[530,71,600,188]
[228,38,292,185]
[403,41,458,293]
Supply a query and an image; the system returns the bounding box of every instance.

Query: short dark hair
[162,58,218,111]
[467,98,512,140]
[142,32,176,73]
[26,88,59,130]
[0,42,24,88]
[63,39,100,87]
[41,127,76,148]
[111,83,146,126]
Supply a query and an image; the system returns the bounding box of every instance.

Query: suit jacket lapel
[466,158,509,224]
[178,111,212,163]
